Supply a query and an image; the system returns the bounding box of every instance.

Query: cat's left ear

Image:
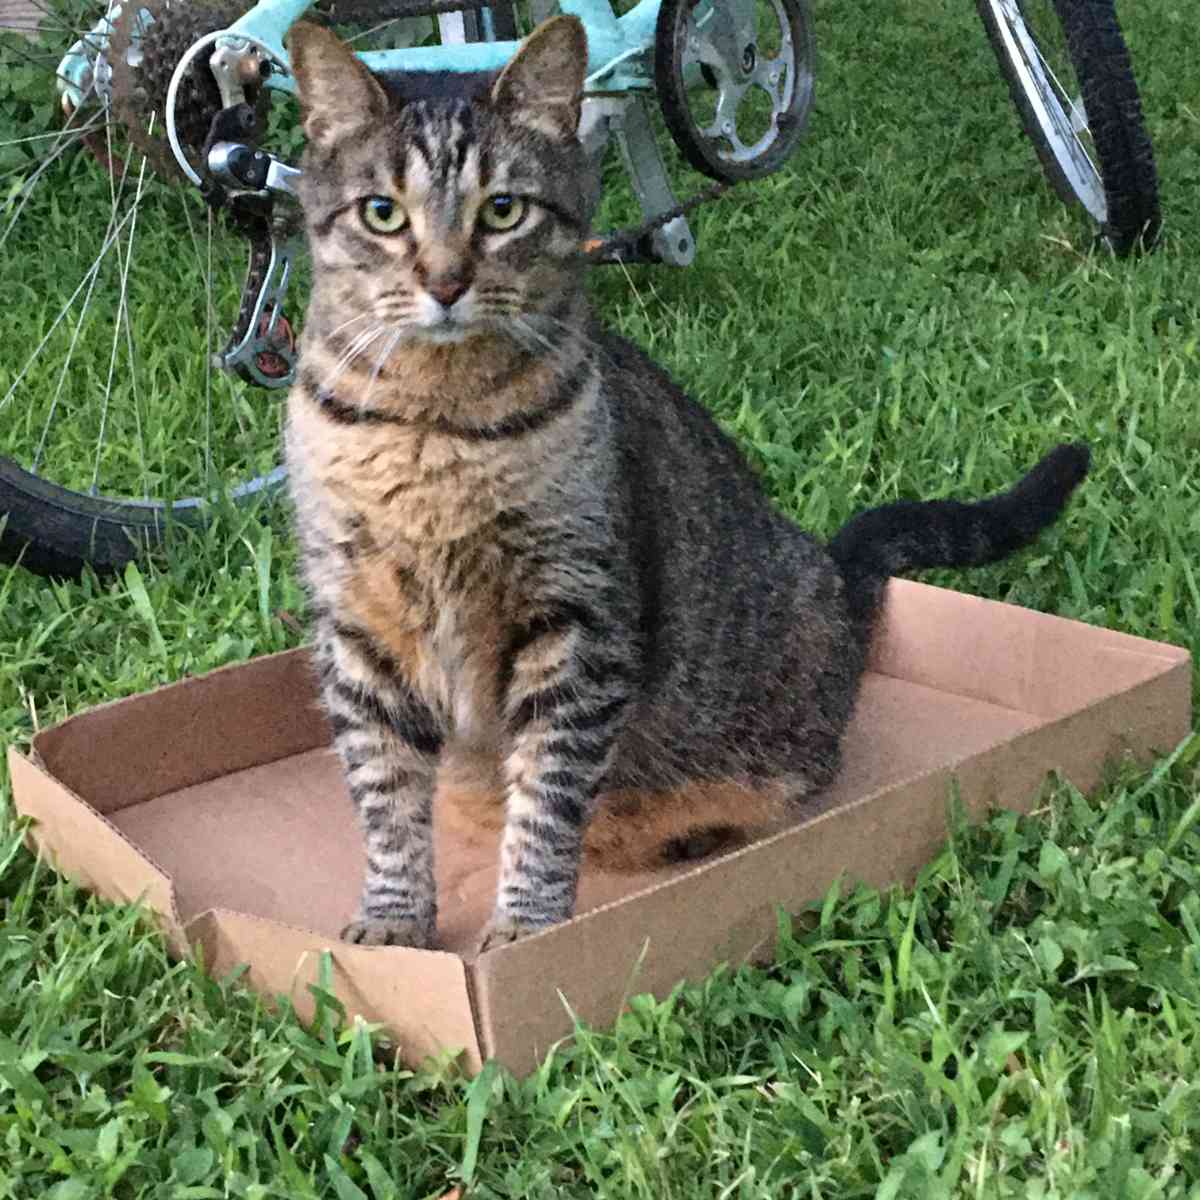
[491,15,587,140]
[288,20,389,149]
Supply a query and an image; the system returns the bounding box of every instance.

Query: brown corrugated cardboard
[9,580,1192,1076]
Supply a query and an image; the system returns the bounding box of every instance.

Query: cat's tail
[828,442,1090,630]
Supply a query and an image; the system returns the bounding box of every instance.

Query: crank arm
[613,98,696,267]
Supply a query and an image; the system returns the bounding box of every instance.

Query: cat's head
[288,15,597,354]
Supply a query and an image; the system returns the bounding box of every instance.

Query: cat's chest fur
[303,415,516,539]
[288,388,585,744]
[287,347,585,543]
[302,432,504,726]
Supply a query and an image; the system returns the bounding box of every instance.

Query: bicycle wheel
[655,0,815,182]
[0,0,513,579]
[0,0,297,576]
[975,0,1160,255]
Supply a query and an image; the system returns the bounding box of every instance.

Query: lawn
[3,0,1200,1195]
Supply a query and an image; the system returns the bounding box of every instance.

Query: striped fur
[285,17,1089,952]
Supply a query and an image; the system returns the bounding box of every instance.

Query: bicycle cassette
[109,0,269,182]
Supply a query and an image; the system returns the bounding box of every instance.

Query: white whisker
[526,312,618,368]
[365,329,402,401]
[513,316,557,356]
[321,325,389,390]
[326,312,374,339]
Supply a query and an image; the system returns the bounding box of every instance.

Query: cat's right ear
[288,21,388,149]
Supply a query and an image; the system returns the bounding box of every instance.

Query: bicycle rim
[981,0,1105,222]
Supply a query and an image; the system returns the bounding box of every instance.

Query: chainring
[654,0,815,182]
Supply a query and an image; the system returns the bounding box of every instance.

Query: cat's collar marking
[309,355,590,442]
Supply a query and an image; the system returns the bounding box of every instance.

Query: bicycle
[0,0,1158,578]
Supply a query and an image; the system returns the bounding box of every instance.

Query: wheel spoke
[988,0,1105,217]
[343,16,428,45]
[1022,39,1098,174]
[0,94,102,251]
[180,186,246,496]
[120,266,150,503]
[91,149,150,496]
[0,0,303,569]
[179,185,223,334]
[0,122,101,150]
[205,205,215,487]
[0,37,74,71]
[0,117,102,189]
[32,134,142,476]
[1023,34,1088,134]
[1,194,138,419]
[1032,86,1099,184]
[32,243,110,476]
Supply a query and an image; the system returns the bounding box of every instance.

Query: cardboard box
[9,580,1191,1076]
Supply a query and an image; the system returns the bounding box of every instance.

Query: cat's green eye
[479,194,527,232]
[360,196,409,235]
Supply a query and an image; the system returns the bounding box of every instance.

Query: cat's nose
[426,275,471,309]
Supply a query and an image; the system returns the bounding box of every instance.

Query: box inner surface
[109,671,1040,957]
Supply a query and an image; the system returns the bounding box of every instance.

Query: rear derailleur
[200,101,303,389]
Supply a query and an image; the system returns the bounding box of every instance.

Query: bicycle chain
[584,179,733,264]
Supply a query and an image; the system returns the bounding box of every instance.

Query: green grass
[3,0,1200,1194]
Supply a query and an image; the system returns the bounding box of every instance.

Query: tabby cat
[284,15,1090,952]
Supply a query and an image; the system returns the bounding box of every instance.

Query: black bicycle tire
[655,0,815,183]
[975,0,1160,255]
[0,0,517,580]
[0,458,252,578]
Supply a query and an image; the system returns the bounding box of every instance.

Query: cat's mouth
[412,290,476,345]
[417,321,469,345]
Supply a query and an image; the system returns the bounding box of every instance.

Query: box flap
[8,747,186,953]
[871,581,1189,717]
[31,648,330,814]
[188,909,485,1073]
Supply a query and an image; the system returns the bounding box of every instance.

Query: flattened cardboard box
[9,580,1192,1076]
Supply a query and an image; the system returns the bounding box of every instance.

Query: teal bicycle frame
[228,0,662,93]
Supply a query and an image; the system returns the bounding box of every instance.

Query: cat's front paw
[476,915,546,954]
[340,916,435,949]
